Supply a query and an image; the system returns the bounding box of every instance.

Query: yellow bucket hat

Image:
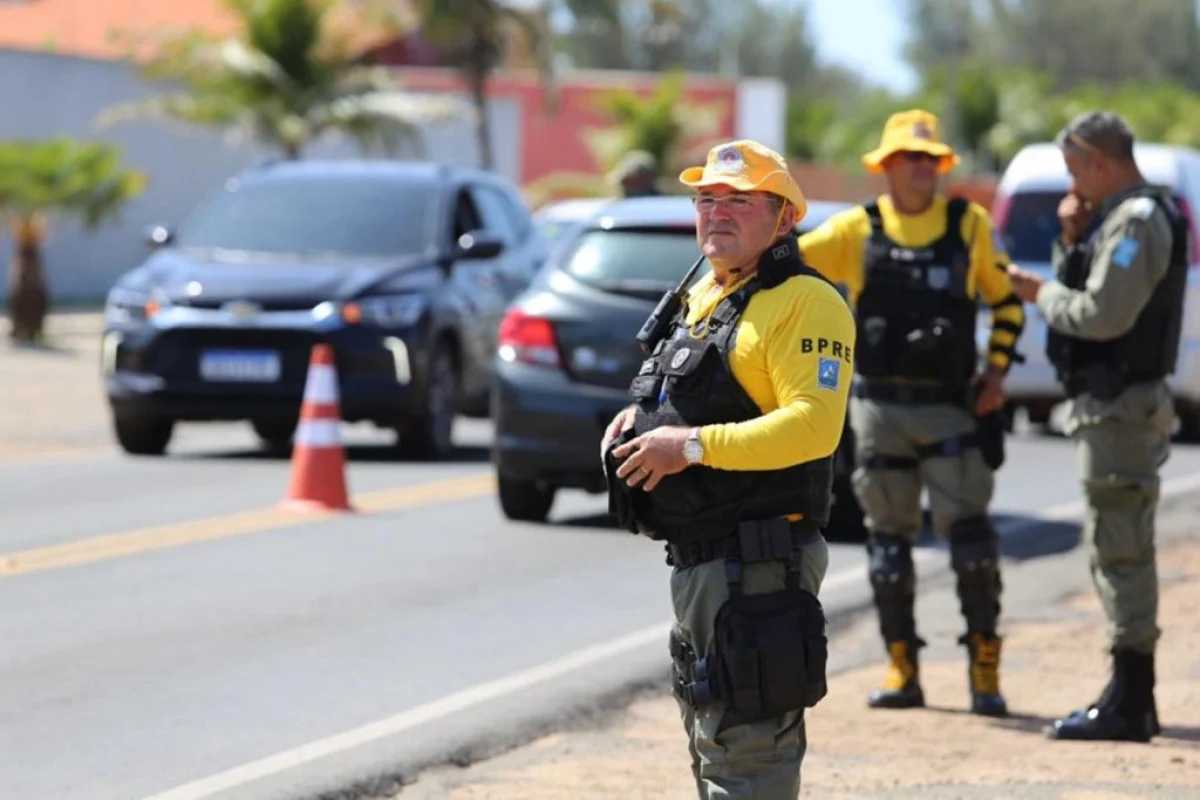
[862,109,960,175]
[679,140,807,221]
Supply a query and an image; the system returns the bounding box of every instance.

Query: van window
[999,191,1063,263]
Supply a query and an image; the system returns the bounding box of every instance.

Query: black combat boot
[867,637,926,708]
[961,631,1008,716]
[1049,648,1158,742]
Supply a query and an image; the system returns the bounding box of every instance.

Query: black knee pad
[949,516,1002,635]
[866,533,917,641]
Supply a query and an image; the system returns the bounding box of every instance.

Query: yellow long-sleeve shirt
[686,269,856,472]
[797,194,1026,373]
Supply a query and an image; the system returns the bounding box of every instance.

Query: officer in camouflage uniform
[602,140,855,798]
[1008,111,1186,743]
[799,110,1025,717]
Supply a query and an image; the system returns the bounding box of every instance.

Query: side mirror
[455,230,504,260]
[144,224,173,249]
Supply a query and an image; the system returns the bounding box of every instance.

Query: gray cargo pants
[669,532,829,800]
[1062,380,1175,655]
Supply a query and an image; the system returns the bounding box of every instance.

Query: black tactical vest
[1046,186,1189,397]
[625,237,836,544]
[854,197,979,385]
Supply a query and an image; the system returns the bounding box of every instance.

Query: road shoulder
[391,495,1200,799]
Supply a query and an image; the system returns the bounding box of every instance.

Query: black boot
[961,632,1008,717]
[1049,648,1158,742]
[867,637,926,709]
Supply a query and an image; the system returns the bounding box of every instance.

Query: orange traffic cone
[279,343,354,513]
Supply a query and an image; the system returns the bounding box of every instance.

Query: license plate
[199,349,281,382]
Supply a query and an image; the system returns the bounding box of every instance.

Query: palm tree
[97,0,471,160]
[410,0,558,170]
[523,70,726,206]
[0,138,147,344]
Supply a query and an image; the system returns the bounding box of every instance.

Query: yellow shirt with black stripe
[686,269,856,473]
[796,194,1026,372]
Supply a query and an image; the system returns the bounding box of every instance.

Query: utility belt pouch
[710,585,829,721]
[604,427,642,534]
[971,384,1006,471]
[706,539,829,722]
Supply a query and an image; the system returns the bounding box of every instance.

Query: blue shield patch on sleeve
[817,357,840,391]
[1111,236,1140,269]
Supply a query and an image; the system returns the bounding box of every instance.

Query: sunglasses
[897,151,941,164]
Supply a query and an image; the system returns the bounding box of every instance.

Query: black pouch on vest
[604,427,642,533]
[710,586,829,723]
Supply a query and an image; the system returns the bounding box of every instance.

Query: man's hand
[972,366,1007,416]
[612,426,691,491]
[600,405,636,462]
[1006,264,1044,303]
[1058,190,1093,245]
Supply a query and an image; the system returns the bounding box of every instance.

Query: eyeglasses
[693,194,761,213]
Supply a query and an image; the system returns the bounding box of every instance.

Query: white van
[983,142,1200,439]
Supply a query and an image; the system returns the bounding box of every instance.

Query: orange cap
[862,109,960,175]
[679,140,807,221]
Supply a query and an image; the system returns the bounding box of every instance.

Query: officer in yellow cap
[798,109,1026,717]
[601,140,855,798]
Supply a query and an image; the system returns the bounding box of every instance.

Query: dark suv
[102,159,546,459]
[491,195,866,538]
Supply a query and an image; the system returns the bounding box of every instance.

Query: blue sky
[515,0,918,94]
[805,0,917,94]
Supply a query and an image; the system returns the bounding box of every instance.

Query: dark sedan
[491,194,865,538]
[103,159,546,459]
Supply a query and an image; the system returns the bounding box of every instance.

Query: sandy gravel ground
[394,538,1200,799]
[1,314,111,461]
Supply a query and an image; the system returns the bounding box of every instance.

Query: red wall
[394,67,740,185]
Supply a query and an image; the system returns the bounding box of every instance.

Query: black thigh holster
[669,518,829,723]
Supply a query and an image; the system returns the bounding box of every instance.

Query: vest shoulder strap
[864,201,883,233]
[945,195,969,240]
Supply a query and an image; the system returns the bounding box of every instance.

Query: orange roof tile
[0,0,240,60]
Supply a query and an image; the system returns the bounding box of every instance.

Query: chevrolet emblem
[222,300,261,321]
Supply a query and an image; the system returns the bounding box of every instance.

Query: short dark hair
[1055,110,1136,162]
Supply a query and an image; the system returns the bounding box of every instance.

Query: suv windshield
[174,176,436,258]
[561,228,705,297]
[999,191,1064,263]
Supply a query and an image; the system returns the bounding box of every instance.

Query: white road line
[144,471,1200,800]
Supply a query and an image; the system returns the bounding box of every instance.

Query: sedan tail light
[497,308,562,368]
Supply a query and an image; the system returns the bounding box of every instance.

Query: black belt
[853,379,966,405]
[1064,370,1163,399]
[666,518,821,570]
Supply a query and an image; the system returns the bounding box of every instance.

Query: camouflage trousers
[1062,380,1175,655]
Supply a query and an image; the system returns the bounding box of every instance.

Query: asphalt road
[3,418,1200,800]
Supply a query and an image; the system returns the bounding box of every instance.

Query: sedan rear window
[561,228,705,296]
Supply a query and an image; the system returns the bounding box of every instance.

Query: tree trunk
[7,217,49,344]
[468,38,493,171]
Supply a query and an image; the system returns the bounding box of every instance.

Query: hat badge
[712,145,745,174]
[912,121,934,140]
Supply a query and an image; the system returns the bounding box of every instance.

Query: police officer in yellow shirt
[601,140,855,798]
[798,109,1026,717]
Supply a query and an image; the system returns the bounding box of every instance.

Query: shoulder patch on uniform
[817,356,840,391]
[1111,236,1140,269]
[1128,197,1156,220]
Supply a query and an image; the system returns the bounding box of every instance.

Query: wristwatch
[683,427,704,465]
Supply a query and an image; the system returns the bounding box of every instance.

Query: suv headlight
[105,287,167,324]
[342,294,426,328]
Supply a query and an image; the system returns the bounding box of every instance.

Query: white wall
[0,49,522,303]
[734,77,787,155]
